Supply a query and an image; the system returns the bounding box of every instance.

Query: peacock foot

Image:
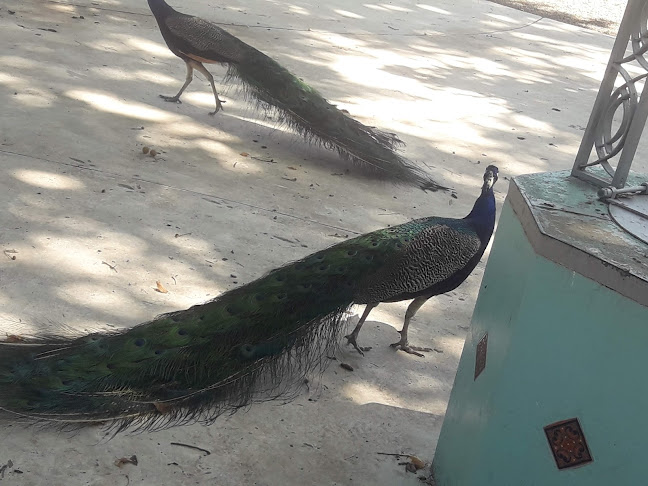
[390,340,432,358]
[159,94,182,104]
[209,99,226,116]
[344,334,372,356]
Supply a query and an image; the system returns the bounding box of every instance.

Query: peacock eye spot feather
[371,242,378,247]
[240,344,255,359]
[315,255,324,261]
[318,264,328,271]
[178,329,188,336]
[347,250,357,256]
[134,338,145,347]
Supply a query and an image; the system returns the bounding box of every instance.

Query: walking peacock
[147,0,445,190]
[0,166,497,431]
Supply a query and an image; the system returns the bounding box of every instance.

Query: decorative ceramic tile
[544,418,592,469]
[474,333,488,380]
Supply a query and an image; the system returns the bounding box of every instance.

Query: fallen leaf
[154,401,172,414]
[114,455,138,468]
[156,281,168,293]
[5,335,25,343]
[340,363,354,372]
[409,455,425,470]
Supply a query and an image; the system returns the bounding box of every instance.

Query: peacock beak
[482,165,498,191]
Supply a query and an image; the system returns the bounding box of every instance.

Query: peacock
[0,166,497,431]
[147,0,445,191]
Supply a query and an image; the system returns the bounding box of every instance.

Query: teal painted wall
[433,201,648,485]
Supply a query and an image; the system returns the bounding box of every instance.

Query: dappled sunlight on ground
[123,35,177,57]
[67,89,181,121]
[14,169,86,190]
[415,4,452,15]
[344,381,450,415]
[0,0,643,483]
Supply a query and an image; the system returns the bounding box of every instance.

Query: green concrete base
[432,171,648,485]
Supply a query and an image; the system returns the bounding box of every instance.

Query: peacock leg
[191,61,225,115]
[160,61,194,104]
[391,296,432,357]
[344,303,377,355]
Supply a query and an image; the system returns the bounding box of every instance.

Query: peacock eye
[178,329,188,336]
[347,250,357,256]
[134,338,145,347]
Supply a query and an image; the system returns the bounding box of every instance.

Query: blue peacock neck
[148,0,174,19]
[465,178,497,243]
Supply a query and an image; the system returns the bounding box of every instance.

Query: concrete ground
[0,0,644,484]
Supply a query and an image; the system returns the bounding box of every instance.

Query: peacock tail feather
[224,50,436,188]
[0,219,443,431]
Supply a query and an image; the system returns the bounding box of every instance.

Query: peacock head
[482,165,498,193]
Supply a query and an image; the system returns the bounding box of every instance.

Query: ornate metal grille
[572,0,648,188]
